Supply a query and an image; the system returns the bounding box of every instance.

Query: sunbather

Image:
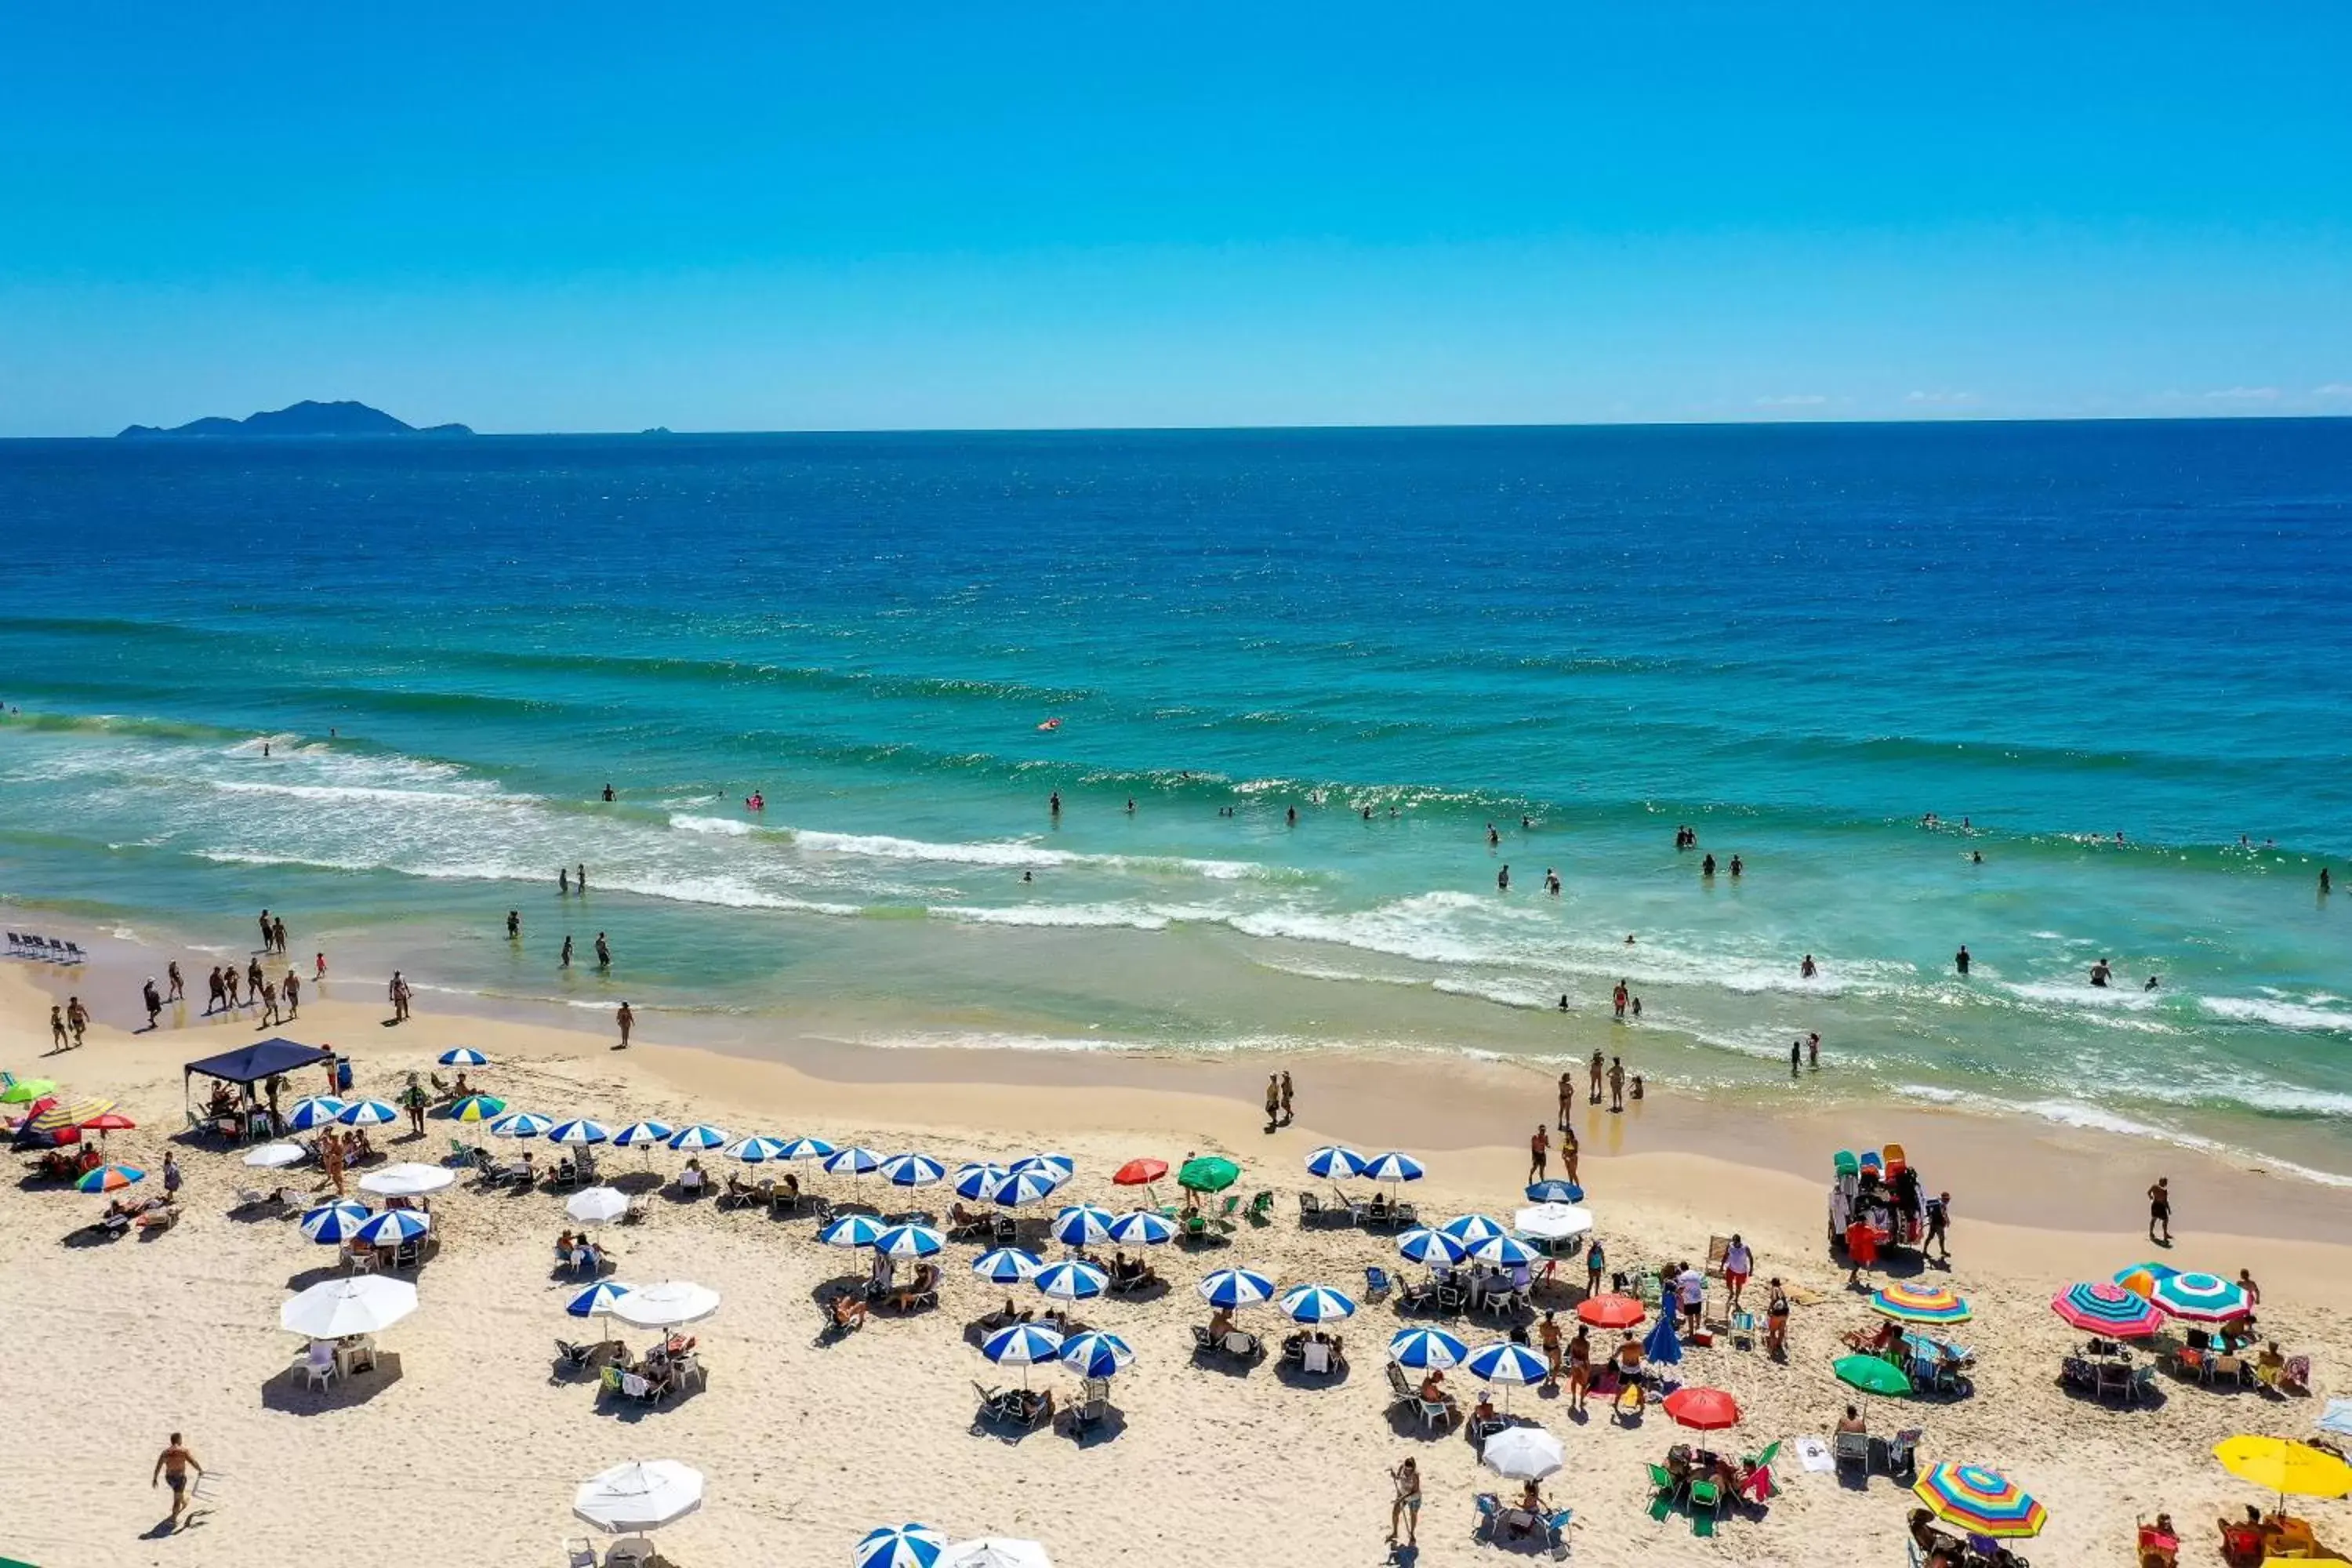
[829,1292,869,1331]
[1419,1369,1461,1422]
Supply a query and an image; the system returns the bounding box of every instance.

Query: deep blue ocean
[1,422,2347,1176]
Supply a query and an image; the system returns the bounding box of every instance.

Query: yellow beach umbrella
[2214,1436,2352,1502]
[31,1095,115,1134]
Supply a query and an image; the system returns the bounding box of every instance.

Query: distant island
[117,400,473,439]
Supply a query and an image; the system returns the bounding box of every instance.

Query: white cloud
[1904,390,1976,405]
[2313,383,2352,399]
[2201,386,2281,401]
[1754,394,1828,407]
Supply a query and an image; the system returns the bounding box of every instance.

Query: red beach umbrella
[1577,1294,1646,1329]
[1663,1387,1742,1430]
[1112,1159,1168,1187]
[81,1111,136,1134]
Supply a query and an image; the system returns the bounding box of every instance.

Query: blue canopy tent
[184,1038,334,1141]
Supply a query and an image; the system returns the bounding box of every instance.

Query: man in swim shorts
[153,1431,203,1530]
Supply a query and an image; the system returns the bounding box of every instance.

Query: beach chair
[561,1538,600,1568]
[1688,1477,1722,1537]
[1729,1309,1756,1350]
[1472,1492,1503,1543]
[1297,1191,1324,1224]
[1887,1428,1921,1477]
[2284,1355,2313,1396]
[1215,1194,1242,1230]
[1363,1265,1393,1303]
[1542,1507,1575,1559]
[1067,1376,1111,1434]
[1646,1463,1680,1522]
[301,1341,338,1392]
[1245,1189,1273,1224]
[604,1538,655,1568]
[1436,1282,1469,1314]
[554,1339,601,1375]
[1833,1430,1871,1475]
[1636,1270,1664,1307]
[1392,1200,1420,1230]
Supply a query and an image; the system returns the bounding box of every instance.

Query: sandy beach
[4,927,2349,1568]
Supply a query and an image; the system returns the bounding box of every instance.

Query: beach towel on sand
[1795,1436,1834,1473]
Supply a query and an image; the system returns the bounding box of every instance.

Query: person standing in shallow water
[1607,1057,1625,1112]
[1955,944,1971,976]
[616,1000,633,1049]
[594,931,611,968]
[560,935,574,969]
[1588,1048,1604,1105]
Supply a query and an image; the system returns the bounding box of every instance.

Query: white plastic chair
[561,1539,599,1567]
[303,1341,337,1392]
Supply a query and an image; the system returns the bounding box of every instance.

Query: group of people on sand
[1261,1071,1294,1131]
[1559,1051,1642,1116]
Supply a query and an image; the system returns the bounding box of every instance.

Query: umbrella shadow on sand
[260,1351,405,1413]
[285,1263,361,1290]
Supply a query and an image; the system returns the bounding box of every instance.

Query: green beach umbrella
[2,1076,58,1105]
[449,1094,507,1123]
[1178,1156,1240,1193]
[1834,1354,1911,1396]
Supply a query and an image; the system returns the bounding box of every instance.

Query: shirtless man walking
[153,1432,205,1532]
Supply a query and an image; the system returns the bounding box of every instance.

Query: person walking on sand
[205,966,224,1015]
[67,995,88,1049]
[1722,1234,1753,1311]
[1588,1048,1604,1105]
[1387,1457,1421,1548]
[2148,1178,2172,1246]
[616,1000,633,1049]
[1607,1056,1625,1113]
[1557,1070,1573,1130]
[1279,1070,1294,1125]
[142,976,162,1031]
[401,1073,428,1136]
[153,1432,204,1533]
[258,978,280,1027]
[165,960,183,1003]
[284,970,300,1019]
[1263,1074,1280,1132]
[1925,1190,1951,1262]
[320,1128,346,1196]
[245,956,264,1002]
[49,1004,68,1052]
[1528,1124,1549,1182]
[272,914,288,954]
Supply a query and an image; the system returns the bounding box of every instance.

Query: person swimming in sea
[1287,805,1297,826]
[2321,867,2332,895]
[2144,975,2160,990]
[1496,865,1510,892]
[1729,854,1744,878]
[1049,790,1062,817]
[506,909,521,939]
[601,783,615,801]
[1487,823,1501,847]
[1971,850,1984,863]
[1701,853,1716,877]
[2089,957,2113,987]
[1955,943,1970,975]
[1558,994,1570,1012]
[1800,953,1818,979]
[1021,870,1033,883]
[1126,797,1134,813]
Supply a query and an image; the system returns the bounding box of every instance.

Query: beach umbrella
[986,1168,1062,1208]
[361,1162,456,1197]
[1439,1213,1507,1247]
[1011,1152,1075,1184]
[1871,1283,1974,1325]
[1388,1327,1469,1370]
[568,1186,630,1225]
[1912,1465,2048,1539]
[565,1279,637,1318]
[1034,1261,1110,1303]
[1197,1268,1277,1308]
[972,1247,1044,1284]
[823,1145,883,1178]
[873,1223,946,1260]
[285,1096,347,1131]
[243,1142,307,1169]
[353,1208,431,1247]
[1397,1227,1470,1267]
[777,1135,837,1163]
[488,1110,553,1139]
[1525,1179,1584,1203]
[78,1110,136,1135]
[31,1095,114,1134]
[1360,1151,1426,1186]
[301,1201,374,1243]
[1645,1312,1686,1365]
[336,1098,400,1127]
[1482,1425,1565,1481]
[573,1460,702,1536]
[547,1119,612,1147]
[448,1093,506,1123]
[2318,1399,2352,1441]
[666,1123,728,1152]
[2149,1271,2252,1323]
[1112,1157,1167,1188]
[953,1163,1010,1201]
[1280,1284,1357,1324]
[281,1275,416,1338]
[982,1322,1066,1388]
[1514,1203,1595,1243]
[2114,1261,2181,1298]
[880,1152,948,1189]
[2213,1436,2352,1504]
[0,1076,56,1104]
[1466,1341,1549,1386]
[856,1524,947,1568]
[2050,1282,2165,1338]
[1305,1145,1367,1180]
[74,1163,143,1193]
[1177,1156,1240,1193]
[1834,1354,1911,1396]
[1050,1205,1116,1249]
[608,1280,720,1329]
[1106,1210,1176,1247]
[437,1047,489,1067]
[1577,1294,1643,1329]
[610,1120,674,1149]
[1470,1234,1541,1269]
[728,1135,789,1164]
[1059,1329,1136,1379]
[938,1540,1051,1568]
[820,1214,888,1249]
[1663,1387,1741,1430]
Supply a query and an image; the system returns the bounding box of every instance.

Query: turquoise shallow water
[0,422,2347,1176]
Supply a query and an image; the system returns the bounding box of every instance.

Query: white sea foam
[670,813,756,837]
[2199,995,2352,1034]
[930,902,1174,932]
[780,824,1273,882]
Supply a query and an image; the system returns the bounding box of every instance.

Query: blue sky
[2,3,2347,434]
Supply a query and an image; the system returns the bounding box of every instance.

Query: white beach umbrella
[281,1275,418,1338]
[243,1142,307,1169]
[1481,1426,1566,1481]
[608,1280,720,1330]
[568,1186,630,1225]
[941,1541,1054,1568]
[546,1118,612,1147]
[1514,1203,1595,1242]
[359,1162,456,1197]
[572,1459,703,1535]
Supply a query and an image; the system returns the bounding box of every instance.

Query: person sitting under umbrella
[1511,1479,1550,1539]
[1908,1508,1966,1568]
[1420,1367,1461,1423]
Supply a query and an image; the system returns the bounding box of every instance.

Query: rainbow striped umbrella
[1870,1282,1973,1324]
[74,1163,144,1193]
[448,1094,506,1123]
[2051,1282,2165,1338]
[2114,1261,2180,1299]
[2149,1271,2251,1323]
[1913,1464,2047,1538]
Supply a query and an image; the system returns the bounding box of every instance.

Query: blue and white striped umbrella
[1034,1260,1110,1302]
[546,1118,612,1147]
[777,1135,837,1163]
[822,1145,883,1178]
[1107,1209,1177,1246]
[1439,1213,1508,1246]
[971,1247,1044,1284]
[1051,1204,1116,1248]
[610,1120,674,1149]
[285,1097,346,1131]
[952,1162,1009,1201]
[354,1208,432,1246]
[1470,1233,1541,1268]
[666,1123,729,1152]
[489,1110,554,1139]
[982,1322,1067,1368]
[1197,1267,1278,1308]
[1059,1330,1136,1379]
[437,1047,489,1067]
[819,1214,888,1249]
[1011,1152,1076,1183]
[1525,1179,1584,1204]
[301,1201,373,1243]
[1361,1150,1426,1185]
[1280,1284,1359,1324]
[336,1098,400,1127]
[1305,1145,1367,1180]
[728,1135,790,1164]
[1388,1327,1471,1370]
[986,1168,1062,1208]
[855,1523,947,1568]
[873,1223,946,1260]
[879,1152,948,1189]
[1465,1341,1551,1386]
[1398,1227,1472,1266]
[564,1279,637,1317]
